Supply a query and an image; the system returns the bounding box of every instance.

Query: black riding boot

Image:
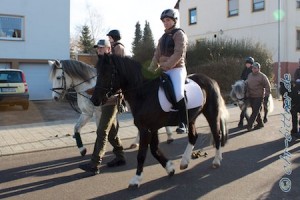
[176,99,188,134]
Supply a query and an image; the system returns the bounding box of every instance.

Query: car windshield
[0,71,22,83]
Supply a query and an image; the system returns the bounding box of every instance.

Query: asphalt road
[0,106,300,200]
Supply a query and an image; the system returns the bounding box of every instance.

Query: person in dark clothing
[294,58,300,81]
[237,56,254,128]
[240,57,254,80]
[290,80,300,136]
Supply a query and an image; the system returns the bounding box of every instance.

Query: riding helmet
[245,56,254,64]
[160,9,178,21]
[107,30,121,41]
[253,62,261,69]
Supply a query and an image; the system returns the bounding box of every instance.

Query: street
[0,99,300,199]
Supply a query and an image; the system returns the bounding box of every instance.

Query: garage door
[19,63,52,100]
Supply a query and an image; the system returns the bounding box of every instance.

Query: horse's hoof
[129,143,139,149]
[128,184,139,189]
[168,169,175,177]
[180,164,188,170]
[263,118,268,123]
[167,138,174,144]
[212,163,220,169]
[80,147,87,157]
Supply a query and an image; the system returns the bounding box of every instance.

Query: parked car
[0,69,29,110]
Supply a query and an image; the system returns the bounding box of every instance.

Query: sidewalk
[0,99,283,156]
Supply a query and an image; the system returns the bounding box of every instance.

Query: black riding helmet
[245,56,254,64]
[160,9,178,21]
[107,30,121,42]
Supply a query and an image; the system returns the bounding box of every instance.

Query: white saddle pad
[158,78,204,112]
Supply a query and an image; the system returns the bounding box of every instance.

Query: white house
[175,0,300,81]
[0,0,70,100]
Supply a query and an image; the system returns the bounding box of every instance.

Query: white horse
[49,59,101,156]
[230,80,274,126]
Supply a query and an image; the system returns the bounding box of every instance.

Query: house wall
[178,0,300,64]
[0,0,70,59]
[0,0,70,100]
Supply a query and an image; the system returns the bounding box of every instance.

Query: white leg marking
[212,148,222,168]
[165,161,175,176]
[128,173,143,188]
[180,143,194,170]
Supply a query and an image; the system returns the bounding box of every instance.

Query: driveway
[0,100,80,126]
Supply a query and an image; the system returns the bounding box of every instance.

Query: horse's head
[230,80,246,106]
[91,54,122,105]
[48,60,72,101]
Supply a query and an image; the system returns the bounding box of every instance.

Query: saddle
[158,74,204,112]
[160,73,180,108]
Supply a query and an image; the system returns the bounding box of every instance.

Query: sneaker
[107,157,126,167]
[79,162,100,175]
[176,123,187,134]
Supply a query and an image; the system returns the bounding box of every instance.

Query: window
[297,30,300,50]
[253,0,265,12]
[0,15,24,40]
[228,0,239,17]
[189,8,197,25]
[297,0,300,9]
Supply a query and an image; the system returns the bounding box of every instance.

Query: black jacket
[240,67,252,80]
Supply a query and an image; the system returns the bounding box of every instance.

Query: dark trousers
[248,97,264,127]
[291,105,300,133]
[91,104,124,164]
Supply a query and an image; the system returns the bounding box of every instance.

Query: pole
[277,0,281,99]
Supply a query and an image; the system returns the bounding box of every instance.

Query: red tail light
[21,72,29,92]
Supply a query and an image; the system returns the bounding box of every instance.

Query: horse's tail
[189,73,229,146]
[268,94,274,113]
[217,86,230,146]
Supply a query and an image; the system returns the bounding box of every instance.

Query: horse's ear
[54,59,60,67]
[48,60,55,66]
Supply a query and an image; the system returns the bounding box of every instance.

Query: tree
[132,21,155,65]
[70,4,108,57]
[131,22,142,59]
[79,25,95,54]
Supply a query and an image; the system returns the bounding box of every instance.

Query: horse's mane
[50,60,96,82]
[232,80,245,95]
[109,54,146,85]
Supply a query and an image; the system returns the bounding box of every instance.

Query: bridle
[51,64,97,112]
[51,66,68,100]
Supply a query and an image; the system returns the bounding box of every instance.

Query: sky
[70,0,178,55]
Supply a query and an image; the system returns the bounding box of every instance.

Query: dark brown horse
[91,54,229,188]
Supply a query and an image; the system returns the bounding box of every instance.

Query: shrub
[186,38,273,100]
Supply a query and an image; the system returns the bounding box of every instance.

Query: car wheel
[22,102,29,110]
